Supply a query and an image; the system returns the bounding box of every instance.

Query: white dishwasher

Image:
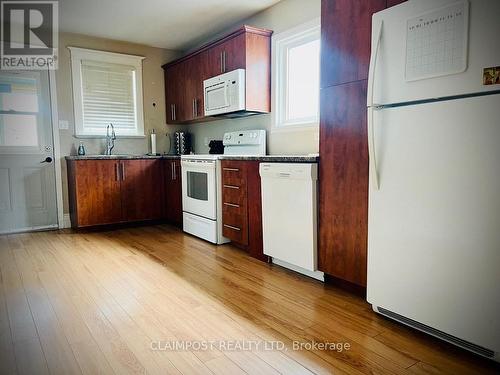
[259,163,324,281]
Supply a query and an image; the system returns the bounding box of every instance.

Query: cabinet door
[120,159,164,222]
[320,0,385,88]
[207,34,246,77]
[164,160,183,226]
[318,81,368,286]
[165,63,189,123]
[71,160,122,227]
[185,51,209,121]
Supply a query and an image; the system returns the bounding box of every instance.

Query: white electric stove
[181,130,265,244]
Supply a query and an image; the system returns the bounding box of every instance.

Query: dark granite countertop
[65,154,180,160]
[218,154,319,162]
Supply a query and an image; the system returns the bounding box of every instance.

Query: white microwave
[204,69,245,116]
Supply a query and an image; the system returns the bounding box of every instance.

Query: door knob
[41,156,53,163]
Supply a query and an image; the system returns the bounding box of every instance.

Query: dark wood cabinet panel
[320,0,385,88]
[221,160,267,261]
[244,32,271,113]
[164,159,183,226]
[120,160,164,222]
[67,160,122,227]
[318,80,369,286]
[245,162,266,262]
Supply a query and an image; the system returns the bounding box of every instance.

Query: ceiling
[59,0,280,51]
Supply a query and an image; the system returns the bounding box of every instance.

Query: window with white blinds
[69,47,145,137]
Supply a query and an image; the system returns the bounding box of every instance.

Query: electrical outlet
[204,137,209,146]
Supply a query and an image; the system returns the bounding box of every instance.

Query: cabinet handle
[192,99,196,118]
[223,167,239,172]
[224,202,240,208]
[121,163,125,180]
[170,104,174,121]
[220,51,223,73]
[194,99,198,117]
[223,50,226,73]
[115,163,119,181]
[224,224,241,231]
[172,162,177,180]
[223,184,239,189]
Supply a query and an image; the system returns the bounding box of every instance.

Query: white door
[0,70,58,234]
[367,94,500,352]
[181,160,217,220]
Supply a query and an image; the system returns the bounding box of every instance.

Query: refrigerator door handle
[367,19,383,107]
[368,107,379,190]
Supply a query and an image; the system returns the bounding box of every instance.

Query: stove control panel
[223,130,266,155]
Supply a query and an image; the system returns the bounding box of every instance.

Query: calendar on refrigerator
[405,1,469,82]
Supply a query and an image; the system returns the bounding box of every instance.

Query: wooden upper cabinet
[120,159,164,222]
[165,63,184,124]
[320,0,386,88]
[163,25,272,124]
[207,33,246,76]
[185,50,209,122]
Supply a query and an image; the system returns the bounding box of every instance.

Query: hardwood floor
[0,226,498,375]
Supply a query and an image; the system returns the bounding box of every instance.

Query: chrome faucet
[105,123,116,155]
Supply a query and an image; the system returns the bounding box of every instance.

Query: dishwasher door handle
[278,172,291,178]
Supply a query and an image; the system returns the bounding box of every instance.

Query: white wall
[181,0,321,155]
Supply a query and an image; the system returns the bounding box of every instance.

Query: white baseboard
[61,214,72,229]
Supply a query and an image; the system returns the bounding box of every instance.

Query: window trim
[271,18,321,132]
[68,47,146,138]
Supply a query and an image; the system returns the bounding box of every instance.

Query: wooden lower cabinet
[221,160,267,261]
[120,160,164,222]
[67,159,122,227]
[164,159,183,226]
[67,158,181,228]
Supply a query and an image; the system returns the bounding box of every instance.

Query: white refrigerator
[366,0,500,361]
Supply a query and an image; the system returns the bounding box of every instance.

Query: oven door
[181,159,217,220]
